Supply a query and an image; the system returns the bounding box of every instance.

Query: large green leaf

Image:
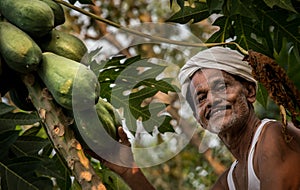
[0,130,20,160]
[226,0,258,19]
[166,2,209,24]
[36,154,72,190]
[92,55,177,133]
[0,103,15,115]
[10,136,49,157]
[0,157,53,190]
[263,0,296,12]
[0,112,40,129]
[206,0,224,13]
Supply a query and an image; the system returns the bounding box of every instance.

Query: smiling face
[189,68,256,134]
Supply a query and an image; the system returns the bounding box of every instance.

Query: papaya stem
[22,74,106,190]
[53,0,248,54]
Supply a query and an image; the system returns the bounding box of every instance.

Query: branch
[53,0,248,54]
[22,74,106,190]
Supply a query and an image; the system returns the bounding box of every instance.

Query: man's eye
[197,95,206,103]
[215,83,226,91]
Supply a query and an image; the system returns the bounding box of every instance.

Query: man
[106,46,300,189]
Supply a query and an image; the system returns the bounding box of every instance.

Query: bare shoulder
[258,120,300,155]
[211,169,229,190]
[255,120,300,189]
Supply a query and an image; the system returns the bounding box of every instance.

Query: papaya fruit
[95,98,122,140]
[0,0,54,38]
[37,30,88,62]
[40,0,65,26]
[72,98,122,152]
[37,52,100,110]
[0,22,42,73]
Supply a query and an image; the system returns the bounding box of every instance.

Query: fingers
[118,126,131,147]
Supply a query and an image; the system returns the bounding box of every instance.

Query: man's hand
[102,126,136,176]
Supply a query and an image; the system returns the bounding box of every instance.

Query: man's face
[189,68,252,134]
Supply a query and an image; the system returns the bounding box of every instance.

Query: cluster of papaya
[0,0,121,143]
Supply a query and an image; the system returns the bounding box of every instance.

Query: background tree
[0,0,299,189]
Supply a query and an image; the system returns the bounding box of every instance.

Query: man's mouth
[206,105,231,120]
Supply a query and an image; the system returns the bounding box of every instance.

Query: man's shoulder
[258,119,300,159]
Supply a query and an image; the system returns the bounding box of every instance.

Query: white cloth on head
[178,46,257,99]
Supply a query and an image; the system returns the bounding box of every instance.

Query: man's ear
[246,83,256,103]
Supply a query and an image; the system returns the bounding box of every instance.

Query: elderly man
[105,46,300,190]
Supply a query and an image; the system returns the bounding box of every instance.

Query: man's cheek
[196,110,207,128]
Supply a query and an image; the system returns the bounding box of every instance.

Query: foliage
[88,52,178,133]
[168,0,300,110]
[0,103,71,189]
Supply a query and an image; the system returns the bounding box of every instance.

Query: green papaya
[0,0,54,37]
[72,98,122,152]
[0,22,42,73]
[95,98,122,140]
[37,30,88,62]
[37,52,100,110]
[40,0,65,26]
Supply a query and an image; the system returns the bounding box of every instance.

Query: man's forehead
[191,69,234,82]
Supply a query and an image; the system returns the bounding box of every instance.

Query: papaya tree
[0,0,299,189]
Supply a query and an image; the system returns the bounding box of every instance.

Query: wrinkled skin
[190,69,300,190]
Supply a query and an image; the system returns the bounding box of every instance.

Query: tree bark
[22,74,106,190]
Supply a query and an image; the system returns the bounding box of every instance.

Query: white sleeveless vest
[227,119,274,190]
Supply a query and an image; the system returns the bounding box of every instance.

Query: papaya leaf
[263,0,296,12]
[10,136,49,157]
[157,116,174,133]
[207,0,299,58]
[166,2,209,24]
[21,125,42,137]
[96,55,177,133]
[176,0,185,9]
[0,130,20,160]
[258,8,300,53]
[97,168,131,190]
[226,0,258,19]
[206,0,224,13]
[36,154,71,190]
[0,102,15,115]
[0,112,40,129]
[206,16,236,43]
[0,156,53,190]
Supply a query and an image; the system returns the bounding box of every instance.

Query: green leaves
[0,103,71,189]
[166,2,209,24]
[167,0,300,109]
[263,0,296,12]
[91,54,177,133]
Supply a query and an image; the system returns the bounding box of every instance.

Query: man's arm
[256,121,300,189]
[103,127,155,190]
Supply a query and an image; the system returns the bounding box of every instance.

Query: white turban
[178,46,257,99]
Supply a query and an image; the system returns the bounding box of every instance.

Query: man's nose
[206,91,222,107]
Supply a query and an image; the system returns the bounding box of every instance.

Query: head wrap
[178,46,257,99]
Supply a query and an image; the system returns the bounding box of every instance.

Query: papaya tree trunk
[22,73,106,190]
